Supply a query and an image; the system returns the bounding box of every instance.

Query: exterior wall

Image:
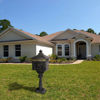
[52,35,92,59]
[91,44,100,57]
[36,45,53,56]
[21,44,36,57]
[0,43,36,58]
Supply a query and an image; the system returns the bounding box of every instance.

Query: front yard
[0,61,100,100]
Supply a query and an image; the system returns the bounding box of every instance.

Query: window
[57,45,62,56]
[15,45,21,57]
[64,44,69,56]
[3,45,9,57]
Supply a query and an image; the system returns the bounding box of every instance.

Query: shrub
[56,59,63,63]
[56,58,67,63]
[49,59,57,63]
[93,55,100,61]
[50,54,58,60]
[70,57,76,60]
[0,58,8,63]
[19,56,27,63]
[25,57,32,63]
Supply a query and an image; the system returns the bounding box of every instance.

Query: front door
[76,41,86,59]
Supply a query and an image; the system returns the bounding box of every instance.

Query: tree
[0,19,13,32]
[86,28,96,34]
[98,32,100,35]
[39,31,48,37]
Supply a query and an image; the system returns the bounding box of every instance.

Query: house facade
[43,29,100,59]
[0,27,53,62]
[0,27,100,62]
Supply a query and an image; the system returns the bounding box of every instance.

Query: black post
[36,73,46,94]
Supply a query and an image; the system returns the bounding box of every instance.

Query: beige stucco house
[42,29,100,59]
[0,27,100,62]
[0,27,53,62]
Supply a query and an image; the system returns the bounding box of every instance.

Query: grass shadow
[8,82,36,92]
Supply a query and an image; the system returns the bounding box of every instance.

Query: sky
[0,0,100,35]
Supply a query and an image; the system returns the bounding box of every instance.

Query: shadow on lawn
[8,82,36,92]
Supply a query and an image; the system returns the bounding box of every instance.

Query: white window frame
[15,45,21,57]
[56,44,63,57]
[56,43,70,57]
[64,44,70,57]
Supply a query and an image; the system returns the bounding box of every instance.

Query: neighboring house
[0,27,53,62]
[0,27,100,62]
[43,29,100,59]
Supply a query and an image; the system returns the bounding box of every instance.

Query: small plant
[93,55,100,61]
[50,54,58,60]
[49,59,57,63]
[19,56,27,63]
[70,57,76,61]
[57,58,67,63]
[56,59,63,63]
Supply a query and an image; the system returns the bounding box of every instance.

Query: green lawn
[0,61,100,100]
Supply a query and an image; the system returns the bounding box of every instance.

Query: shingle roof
[74,30,100,43]
[42,29,100,43]
[17,29,54,46]
[42,31,64,41]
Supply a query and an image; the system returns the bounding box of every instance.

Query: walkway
[0,60,84,65]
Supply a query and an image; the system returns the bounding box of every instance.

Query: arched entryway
[76,41,86,59]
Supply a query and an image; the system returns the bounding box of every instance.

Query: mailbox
[32,50,49,94]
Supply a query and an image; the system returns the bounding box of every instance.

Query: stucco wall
[21,44,36,57]
[36,45,53,56]
[91,44,100,57]
[0,44,36,58]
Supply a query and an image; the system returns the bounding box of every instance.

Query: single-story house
[0,27,53,62]
[0,27,100,62]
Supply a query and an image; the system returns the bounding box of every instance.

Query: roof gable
[42,29,100,43]
[0,27,53,46]
[0,28,33,42]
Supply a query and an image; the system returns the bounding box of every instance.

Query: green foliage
[50,54,58,60]
[56,58,67,63]
[49,59,57,63]
[0,57,12,63]
[39,31,48,37]
[19,56,27,63]
[93,55,100,61]
[86,28,96,34]
[0,19,13,32]
[70,57,76,60]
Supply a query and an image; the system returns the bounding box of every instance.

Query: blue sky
[0,0,100,35]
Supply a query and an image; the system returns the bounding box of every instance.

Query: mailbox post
[32,50,49,94]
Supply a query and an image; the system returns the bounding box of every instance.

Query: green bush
[19,56,27,63]
[50,54,58,60]
[49,59,57,63]
[56,59,63,63]
[93,55,100,61]
[56,58,67,63]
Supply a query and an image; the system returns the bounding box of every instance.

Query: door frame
[73,39,89,59]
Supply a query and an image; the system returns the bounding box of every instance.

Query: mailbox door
[32,61,46,72]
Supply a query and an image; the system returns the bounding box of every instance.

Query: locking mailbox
[32,50,49,94]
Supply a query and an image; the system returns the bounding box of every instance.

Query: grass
[0,61,100,100]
